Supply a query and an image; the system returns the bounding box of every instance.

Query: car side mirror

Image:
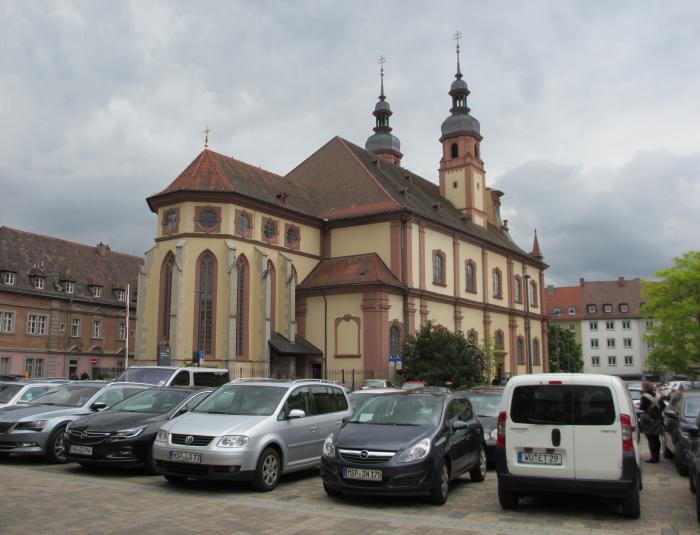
[288,409,305,419]
[683,424,699,438]
[91,401,107,411]
[451,420,468,431]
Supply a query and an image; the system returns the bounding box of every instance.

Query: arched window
[451,143,458,158]
[236,255,249,357]
[195,251,217,356]
[517,336,525,365]
[467,329,478,344]
[433,251,446,286]
[492,268,503,299]
[475,143,480,159]
[267,260,276,332]
[465,260,477,293]
[513,275,522,304]
[159,252,174,341]
[530,280,538,307]
[494,329,505,350]
[389,325,401,356]
[533,338,541,365]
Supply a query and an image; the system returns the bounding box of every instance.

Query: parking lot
[0,442,695,535]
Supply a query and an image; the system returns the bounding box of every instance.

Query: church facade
[134,53,548,382]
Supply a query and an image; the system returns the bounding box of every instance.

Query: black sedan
[320,391,486,505]
[684,412,700,522]
[463,387,503,464]
[65,387,211,473]
[663,390,700,476]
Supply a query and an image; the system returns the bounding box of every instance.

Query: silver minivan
[116,366,229,387]
[152,379,351,491]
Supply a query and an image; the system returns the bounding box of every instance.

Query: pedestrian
[638,381,666,463]
[80,371,89,380]
[491,376,500,386]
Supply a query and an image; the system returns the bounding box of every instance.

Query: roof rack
[292,378,332,384]
[231,377,283,383]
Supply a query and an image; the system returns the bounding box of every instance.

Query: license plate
[518,451,562,465]
[342,467,382,481]
[70,445,93,456]
[169,450,201,464]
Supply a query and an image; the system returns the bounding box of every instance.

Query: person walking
[639,381,666,463]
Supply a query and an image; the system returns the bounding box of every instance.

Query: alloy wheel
[479,448,487,478]
[54,432,66,462]
[440,464,449,499]
[262,453,279,486]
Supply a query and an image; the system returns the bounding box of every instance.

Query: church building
[134,47,548,382]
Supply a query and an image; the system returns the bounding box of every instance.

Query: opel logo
[360,450,369,459]
[184,435,194,445]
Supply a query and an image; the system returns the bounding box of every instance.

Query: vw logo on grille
[360,450,369,459]
[184,435,194,445]
[81,431,88,439]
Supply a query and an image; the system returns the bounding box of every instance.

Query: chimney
[617,276,625,287]
[579,278,585,287]
[546,284,555,294]
[96,242,109,256]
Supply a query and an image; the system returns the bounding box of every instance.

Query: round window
[263,220,277,239]
[199,210,217,229]
[237,213,250,234]
[286,226,298,245]
[164,210,178,231]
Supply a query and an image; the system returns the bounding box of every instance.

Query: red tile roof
[580,278,644,317]
[543,285,583,318]
[298,253,404,290]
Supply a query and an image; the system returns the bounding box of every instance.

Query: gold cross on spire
[453,30,462,55]
[203,126,210,148]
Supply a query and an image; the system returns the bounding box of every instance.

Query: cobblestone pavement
[0,442,696,535]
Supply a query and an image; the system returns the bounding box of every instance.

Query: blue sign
[389,354,396,365]
[395,355,403,370]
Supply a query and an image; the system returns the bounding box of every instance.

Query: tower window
[453,181,458,189]
[451,143,458,158]
[475,143,480,159]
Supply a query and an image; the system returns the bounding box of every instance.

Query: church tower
[365,56,403,166]
[438,37,486,227]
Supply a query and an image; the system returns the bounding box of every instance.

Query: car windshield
[115,368,174,386]
[468,393,502,418]
[110,388,194,414]
[683,397,700,418]
[0,384,23,402]
[193,385,287,416]
[29,384,101,407]
[350,394,444,426]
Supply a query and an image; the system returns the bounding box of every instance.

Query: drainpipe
[322,290,328,380]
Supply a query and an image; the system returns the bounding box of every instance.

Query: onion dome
[365,57,402,159]
[440,42,481,141]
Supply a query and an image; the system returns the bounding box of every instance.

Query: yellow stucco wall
[331,222,390,265]
[443,168,466,213]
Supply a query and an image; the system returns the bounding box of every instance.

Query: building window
[589,321,598,331]
[494,330,505,350]
[159,253,174,342]
[64,281,75,294]
[513,275,522,303]
[236,255,249,357]
[451,143,458,158]
[71,318,80,337]
[1,272,16,285]
[27,315,47,336]
[118,321,126,341]
[24,357,44,377]
[285,224,300,249]
[389,325,401,356]
[606,338,615,348]
[645,320,654,330]
[622,320,631,330]
[1,311,14,333]
[553,307,561,316]
[92,320,102,339]
[587,304,596,314]
[591,356,600,367]
[433,251,446,286]
[475,143,480,159]
[568,323,576,332]
[34,277,45,290]
[91,286,103,298]
[235,211,252,238]
[0,357,10,374]
[620,303,629,313]
[606,320,615,330]
[608,355,617,366]
[568,306,576,315]
[591,338,599,349]
[533,338,541,365]
[115,289,126,301]
[623,338,632,348]
[516,336,525,365]
[262,218,279,243]
[647,341,655,351]
[199,209,217,229]
[196,252,216,356]
[530,280,538,307]
[465,260,477,293]
[492,268,503,299]
[194,206,221,233]
[624,355,633,366]
[163,208,179,234]
[603,304,612,313]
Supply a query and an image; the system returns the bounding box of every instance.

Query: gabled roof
[298,253,404,291]
[581,278,644,317]
[0,226,142,304]
[543,285,583,317]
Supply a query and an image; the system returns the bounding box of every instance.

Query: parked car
[0,382,149,462]
[152,379,351,490]
[65,386,212,472]
[320,391,487,505]
[0,381,58,408]
[347,388,401,414]
[684,413,700,522]
[361,379,395,390]
[115,366,229,387]
[401,380,428,391]
[662,390,700,476]
[658,381,693,398]
[496,373,641,518]
[464,386,503,464]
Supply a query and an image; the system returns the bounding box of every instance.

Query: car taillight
[496,411,506,447]
[620,414,634,452]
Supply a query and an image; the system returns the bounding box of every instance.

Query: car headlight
[15,420,48,431]
[155,429,169,444]
[397,438,431,463]
[217,435,248,448]
[112,427,146,439]
[322,434,336,458]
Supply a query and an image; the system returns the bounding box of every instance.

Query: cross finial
[377,54,386,98]
[453,31,463,78]
[203,126,210,148]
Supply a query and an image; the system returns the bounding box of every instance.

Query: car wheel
[46,425,68,464]
[251,447,281,492]
[469,443,487,482]
[323,483,343,498]
[144,445,158,475]
[621,477,641,519]
[497,479,519,509]
[428,460,449,505]
[675,448,689,477]
[164,474,187,484]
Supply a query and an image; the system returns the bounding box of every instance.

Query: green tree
[547,324,583,372]
[641,251,700,374]
[400,321,486,388]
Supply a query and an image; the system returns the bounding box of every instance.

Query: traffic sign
[389,354,396,366]
[395,355,403,370]
[90,358,97,366]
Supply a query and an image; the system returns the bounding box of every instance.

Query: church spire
[365,55,403,165]
[531,229,544,260]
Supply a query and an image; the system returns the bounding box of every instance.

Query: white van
[116,366,229,387]
[495,373,641,518]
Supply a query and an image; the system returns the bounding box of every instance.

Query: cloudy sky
[1,1,698,286]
